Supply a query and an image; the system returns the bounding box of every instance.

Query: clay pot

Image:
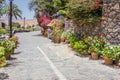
[104,56,113,65]
[61,38,65,42]
[91,53,99,60]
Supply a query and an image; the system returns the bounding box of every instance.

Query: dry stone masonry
[102,0,120,45]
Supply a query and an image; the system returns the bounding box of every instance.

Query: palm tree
[12,4,22,19]
[3,4,22,19]
[0,0,5,17]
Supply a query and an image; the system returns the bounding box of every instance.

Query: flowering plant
[1,39,15,52]
[88,34,107,54]
[67,0,103,25]
[102,45,120,60]
[0,46,6,67]
[9,36,19,48]
[0,39,15,59]
[84,36,93,45]
[68,33,79,47]
[73,41,88,55]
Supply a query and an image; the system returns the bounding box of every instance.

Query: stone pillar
[102,0,120,45]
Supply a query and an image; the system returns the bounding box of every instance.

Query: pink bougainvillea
[39,14,51,30]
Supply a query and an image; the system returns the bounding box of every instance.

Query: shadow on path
[13,51,22,55]
[0,72,9,80]
[32,33,42,37]
[6,61,24,67]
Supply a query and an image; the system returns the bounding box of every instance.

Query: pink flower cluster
[39,14,51,30]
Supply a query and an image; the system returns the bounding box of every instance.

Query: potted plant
[84,35,93,55]
[0,46,6,67]
[9,36,19,48]
[73,41,88,55]
[89,46,99,60]
[68,33,79,47]
[61,31,67,42]
[88,36,106,60]
[0,39,15,59]
[0,28,7,36]
[102,45,120,65]
[113,46,120,65]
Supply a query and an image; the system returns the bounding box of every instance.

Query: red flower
[100,34,105,37]
[94,1,100,9]
[96,1,100,6]
[102,4,104,7]
[81,2,84,5]
[99,39,104,43]
[94,6,97,9]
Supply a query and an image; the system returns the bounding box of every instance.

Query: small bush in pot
[0,46,6,67]
[9,36,19,48]
[68,33,79,47]
[0,39,15,59]
[73,41,88,55]
[61,31,67,42]
[88,36,107,59]
[102,45,120,65]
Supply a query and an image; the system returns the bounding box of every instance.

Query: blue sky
[13,0,34,20]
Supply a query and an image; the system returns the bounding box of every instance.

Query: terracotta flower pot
[65,40,70,44]
[91,53,99,60]
[104,56,113,65]
[61,38,65,42]
[84,51,90,55]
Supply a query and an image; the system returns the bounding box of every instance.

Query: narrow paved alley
[0,31,120,80]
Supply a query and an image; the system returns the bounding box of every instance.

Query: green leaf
[0,57,6,67]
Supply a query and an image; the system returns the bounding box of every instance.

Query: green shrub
[9,36,19,48]
[67,0,103,25]
[0,39,15,59]
[102,45,120,60]
[88,35,107,54]
[0,27,7,35]
[0,46,6,67]
[73,41,87,55]
[68,33,79,47]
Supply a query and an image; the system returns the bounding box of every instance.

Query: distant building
[0,18,5,28]
[15,19,38,27]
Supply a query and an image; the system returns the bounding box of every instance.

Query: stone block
[108,22,115,28]
[113,3,120,10]
[106,35,111,39]
[108,29,113,32]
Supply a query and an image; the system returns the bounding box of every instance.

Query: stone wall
[74,23,102,39]
[102,0,120,45]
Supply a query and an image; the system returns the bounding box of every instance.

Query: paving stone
[0,31,120,80]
